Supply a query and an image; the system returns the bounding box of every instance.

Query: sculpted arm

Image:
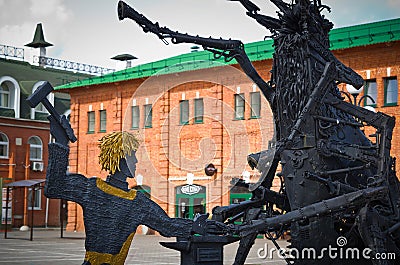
[134,192,193,238]
[44,142,89,206]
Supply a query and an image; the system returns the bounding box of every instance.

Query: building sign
[1,188,12,225]
[180,184,202,196]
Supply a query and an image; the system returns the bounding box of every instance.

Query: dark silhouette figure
[45,131,193,265]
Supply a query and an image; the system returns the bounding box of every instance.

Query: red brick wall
[65,41,400,231]
[0,117,60,227]
[334,41,400,170]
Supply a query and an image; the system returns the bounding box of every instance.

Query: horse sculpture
[118,0,400,264]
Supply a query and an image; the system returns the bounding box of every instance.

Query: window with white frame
[28,136,43,161]
[0,84,10,108]
[28,187,41,210]
[0,76,20,118]
[0,132,9,158]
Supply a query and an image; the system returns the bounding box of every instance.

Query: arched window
[28,136,43,161]
[0,76,20,118]
[0,132,9,159]
[63,109,71,121]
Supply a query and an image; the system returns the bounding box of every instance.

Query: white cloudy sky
[1,0,400,69]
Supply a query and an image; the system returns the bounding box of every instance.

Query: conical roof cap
[25,23,53,48]
[111,54,138,61]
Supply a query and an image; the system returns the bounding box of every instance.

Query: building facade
[0,56,90,229]
[57,18,400,232]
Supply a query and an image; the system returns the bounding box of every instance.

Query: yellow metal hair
[98,131,140,174]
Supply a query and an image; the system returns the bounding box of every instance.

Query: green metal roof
[0,58,91,87]
[56,17,400,91]
[329,18,400,49]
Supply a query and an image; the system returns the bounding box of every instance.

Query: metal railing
[33,56,114,75]
[0,45,24,60]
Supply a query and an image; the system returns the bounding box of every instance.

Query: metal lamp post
[342,84,376,111]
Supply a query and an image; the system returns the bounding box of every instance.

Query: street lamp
[342,84,376,112]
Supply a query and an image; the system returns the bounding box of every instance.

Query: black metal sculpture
[118,0,400,264]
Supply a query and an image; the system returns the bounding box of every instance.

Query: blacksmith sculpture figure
[118,0,400,264]
[44,128,196,265]
[27,82,200,265]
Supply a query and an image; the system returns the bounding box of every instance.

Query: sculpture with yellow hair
[98,131,140,175]
[45,128,194,265]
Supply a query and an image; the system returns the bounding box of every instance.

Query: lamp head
[346,84,364,95]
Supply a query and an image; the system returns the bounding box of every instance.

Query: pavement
[0,229,289,264]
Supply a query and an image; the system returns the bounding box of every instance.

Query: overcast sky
[1,0,400,70]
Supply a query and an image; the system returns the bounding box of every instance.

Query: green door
[229,185,252,223]
[175,184,206,219]
[229,185,252,204]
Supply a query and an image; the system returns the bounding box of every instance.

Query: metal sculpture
[118,0,400,264]
[33,82,208,265]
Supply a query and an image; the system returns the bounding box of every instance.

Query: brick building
[57,18,400,231]
[0,40,91,229]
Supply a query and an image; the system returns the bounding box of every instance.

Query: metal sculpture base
[161,235,239,265]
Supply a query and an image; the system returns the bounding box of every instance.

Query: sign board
[181,184,202,196]
[1,187,12,225]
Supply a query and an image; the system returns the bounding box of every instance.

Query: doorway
[175,184,206,219]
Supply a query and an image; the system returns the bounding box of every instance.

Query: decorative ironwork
[33,55,114,75]
[0,44,24,60]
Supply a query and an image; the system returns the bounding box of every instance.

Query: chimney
[111,54,138,69]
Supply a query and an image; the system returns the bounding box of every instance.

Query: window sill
[144,126,153,129]
[249,116,261,120]
[131,127,139,130]
[98,130,107,133]
[87,131,95,134]
[194,121,204,124]
[382,104,398,107]
[233,118,245,121]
